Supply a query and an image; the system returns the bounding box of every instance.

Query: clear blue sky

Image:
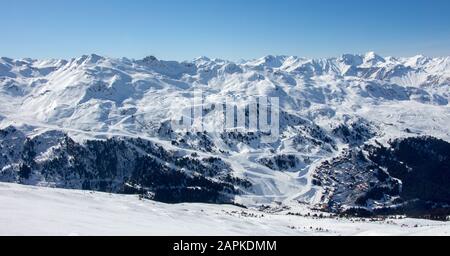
[1,0,450,60]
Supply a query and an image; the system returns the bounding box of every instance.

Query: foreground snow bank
[0,183,449,236]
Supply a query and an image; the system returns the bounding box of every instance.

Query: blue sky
[1,0,450,60]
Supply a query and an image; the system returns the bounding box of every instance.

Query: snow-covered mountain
[1,52,449,217]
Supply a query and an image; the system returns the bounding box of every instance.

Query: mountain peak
[142,55,159,63]
[246,55,289,68]
[75,54,105,65]
[193,56,211,62]
[363,51,385,64]
[340,54,364,66]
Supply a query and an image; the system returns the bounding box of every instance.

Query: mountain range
[1,52,449,217]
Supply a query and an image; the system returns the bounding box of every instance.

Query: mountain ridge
[1,52,449,216]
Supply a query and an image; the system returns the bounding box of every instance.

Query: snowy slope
[0,53,449,215]
[2,182,450,236]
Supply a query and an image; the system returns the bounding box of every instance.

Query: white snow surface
[1,182,450,236]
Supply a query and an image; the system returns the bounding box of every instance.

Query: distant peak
[142,55,158,63]
[0,57,13,63]
[76,54,105,65]
[193,56,211,62]
[262,55,276,60]
[364,51,383,59]
[340,54,363,66]
[405,54,430,66]
[363,51,385,64]
[410,54,431,62]
[247,55,288,68]
[89,54,105,62]
[261,55,290,61]
[364,51,378,57]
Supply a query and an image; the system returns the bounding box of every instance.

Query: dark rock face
[314,136,450,218]
[0,126,250,204]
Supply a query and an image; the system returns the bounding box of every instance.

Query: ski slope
[1,183,450,236]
